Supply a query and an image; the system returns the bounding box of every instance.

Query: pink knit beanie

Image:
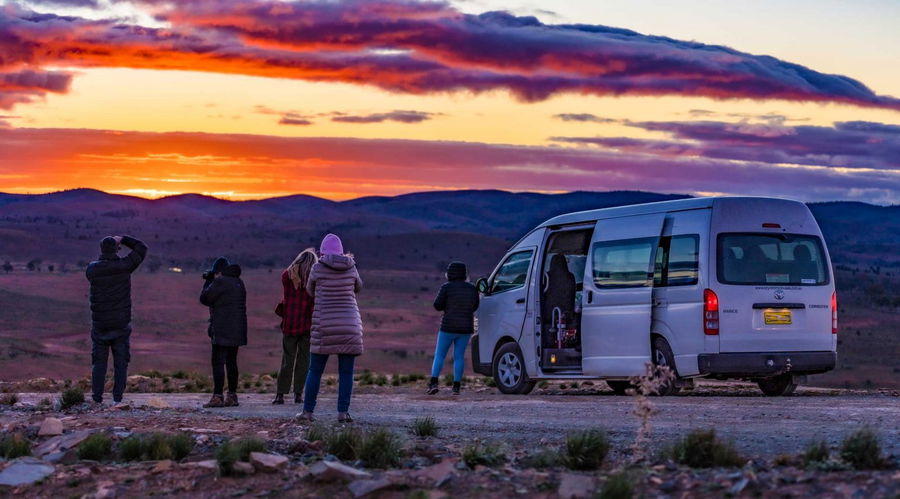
[320,233,344,255]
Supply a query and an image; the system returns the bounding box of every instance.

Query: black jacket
[85,236,148,337]
[434,280,480,335]
[200,264,248,347]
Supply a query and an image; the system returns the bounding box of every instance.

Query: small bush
[0,393,18,405]
[375,374,388,386]
[78,433,113,461]
[359,427,402,468]
[840,427,884,470]
[802,440,830,466]
[412,417,439,438]
[462,441,506,468]
[141,370,163,379]
[563,429,609,471]
[326,426,364,461]
[119,433,194,461]
[216,438,266,475]
[597,472,634,499]
[483,377,497,388]
[391,374,401,387]
[356,370,375,385]
[520,448,561,469]
[59,387,85,409]
[0,433,31,459]
[664,429,743,468]
[172,370,188,379]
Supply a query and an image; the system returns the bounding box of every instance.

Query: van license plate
[764,310,792,325]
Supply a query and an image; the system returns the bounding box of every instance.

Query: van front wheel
[757,374,797,396]
[492,343,535,395]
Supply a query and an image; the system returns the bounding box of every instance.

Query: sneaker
[113,400,132,410]
[224,392,239,407]
[452,382,461,395]
[337,412,354,423]
[426,377,439,395]
[272,393,285,405]
[203,394,225,408]
[294,393,303,405]
[296,411,314,423]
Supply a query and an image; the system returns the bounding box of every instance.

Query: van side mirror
[476,277,489,295]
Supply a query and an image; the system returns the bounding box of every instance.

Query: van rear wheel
[492,343,535,395]
[757,374,797,396]
[651,337,680,396]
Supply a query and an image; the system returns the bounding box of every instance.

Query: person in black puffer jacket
[427,261,479,395]
[85,235,149,405]
[200,262,247,408]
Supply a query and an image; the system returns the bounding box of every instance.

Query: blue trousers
[430,331,470,382]
[303,353,356,413]
[91,332,130,403]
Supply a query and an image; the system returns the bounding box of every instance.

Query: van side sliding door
[581,213,666,376]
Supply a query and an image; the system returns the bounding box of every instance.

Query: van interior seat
[792,244,818,282]
[542,254,576,347]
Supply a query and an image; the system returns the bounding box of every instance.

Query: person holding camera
[199,257,247,408]
[85,235,149,406]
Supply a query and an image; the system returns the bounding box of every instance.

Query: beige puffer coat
[306,254,363,355]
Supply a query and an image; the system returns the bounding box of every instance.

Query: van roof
[538,196,803,228]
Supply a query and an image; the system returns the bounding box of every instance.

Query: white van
[471,197,837,396]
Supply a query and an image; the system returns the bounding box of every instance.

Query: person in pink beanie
[298,233,364,423]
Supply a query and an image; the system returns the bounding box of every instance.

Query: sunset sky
[1,0,899,202]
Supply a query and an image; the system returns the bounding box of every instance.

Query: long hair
[287,248,317,290]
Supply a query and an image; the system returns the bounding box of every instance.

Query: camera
[202,270,215,280]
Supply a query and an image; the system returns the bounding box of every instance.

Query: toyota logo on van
[774,289,785,301]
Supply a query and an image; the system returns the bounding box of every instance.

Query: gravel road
[21,383,898,459]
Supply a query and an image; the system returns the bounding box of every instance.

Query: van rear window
[717,233,828,285]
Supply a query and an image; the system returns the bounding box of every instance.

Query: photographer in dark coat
[427,261,479,396]
[85,235,148,405]
[199,258,247,408]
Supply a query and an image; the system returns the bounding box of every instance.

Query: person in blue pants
[428,261,479,395]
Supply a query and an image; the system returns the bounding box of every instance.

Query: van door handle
[516,298,525,304]
[586,291,593,304]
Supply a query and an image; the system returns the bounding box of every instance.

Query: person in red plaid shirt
[273,248,317,405]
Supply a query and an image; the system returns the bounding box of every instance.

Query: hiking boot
[224,392,239,407]
[272,393,285,405]
[452,382,461,395]
[337,412,354,423]
[426,377,439,395]
[203,394,225,408]
[294,393,303,404]
[296,411,314,423]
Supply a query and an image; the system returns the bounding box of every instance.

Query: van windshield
[717,233,828,285]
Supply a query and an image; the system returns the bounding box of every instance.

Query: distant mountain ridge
[0,188,897,272]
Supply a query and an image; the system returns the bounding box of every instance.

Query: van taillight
[831,291,838,334]
[704,289,719,335]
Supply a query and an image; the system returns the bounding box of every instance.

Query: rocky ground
[0,378,898,498]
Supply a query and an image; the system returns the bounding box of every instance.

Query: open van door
[581,214,665,377]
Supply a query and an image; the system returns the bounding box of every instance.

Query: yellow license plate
[764,309,792,325]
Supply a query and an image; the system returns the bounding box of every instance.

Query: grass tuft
[411,417,439,438]
[78,433,113,461]
[325,426,364,461]
[359,427,402,468]
[306,423,329,443]
[563,429,609,471]
[59,387,85,410]
[840,427,884,470]
[597,472,634,499]
[519,448,561,469]
[662,429,743,468]
[802,440,830,467]
[119,433,194,461]
[462,441,506,469]
[0,433,31,459]
[216,437,266,475]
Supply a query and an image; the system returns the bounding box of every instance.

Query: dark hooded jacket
[85,235,148,337]
[200,264,248,347]
[433,262,479,335]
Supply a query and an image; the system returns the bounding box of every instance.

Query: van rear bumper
[697,351,836,377]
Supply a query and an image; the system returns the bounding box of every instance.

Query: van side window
[490,250,534,294]
[591,237,656,288]
[654,234,700,287]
